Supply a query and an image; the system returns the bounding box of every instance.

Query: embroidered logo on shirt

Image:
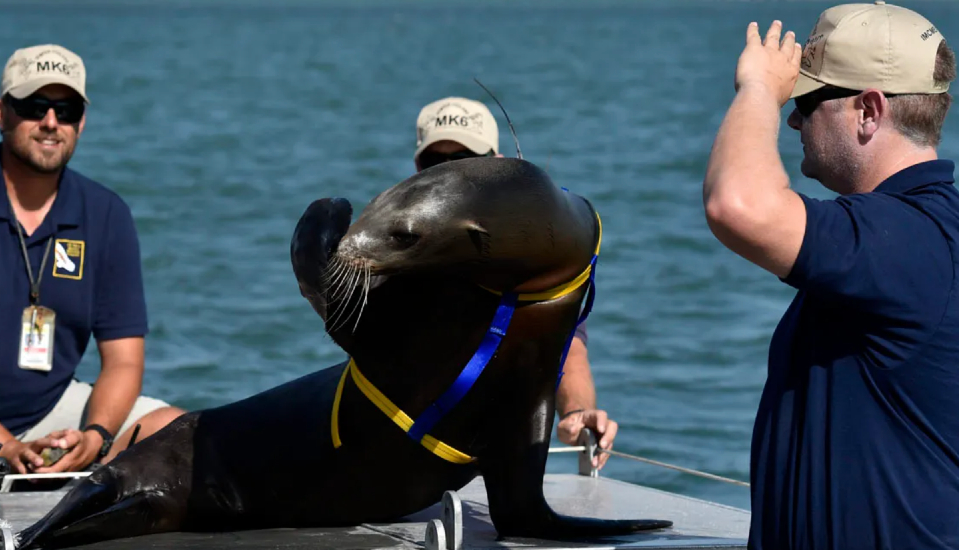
[52,239,84,280]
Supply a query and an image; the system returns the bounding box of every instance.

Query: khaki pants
[16,379,171,442]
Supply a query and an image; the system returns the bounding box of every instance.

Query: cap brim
[414,129,496,160]
[7,76,89,104]
[789,72,826,99]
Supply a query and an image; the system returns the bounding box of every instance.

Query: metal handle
[1,522,14,550]
[577,427,599,478]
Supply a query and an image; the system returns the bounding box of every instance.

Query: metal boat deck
[0,473,748,549]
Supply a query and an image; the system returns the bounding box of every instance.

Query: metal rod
[549,445,750,488]
[1,471,92,493]
[3,472,91,481]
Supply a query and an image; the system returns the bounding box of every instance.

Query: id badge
[19,306,56,372]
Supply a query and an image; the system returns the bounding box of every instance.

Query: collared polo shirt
[750,160,959,550]
[1,159,148,436]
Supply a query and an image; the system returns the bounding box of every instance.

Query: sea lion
[11,157,671,550]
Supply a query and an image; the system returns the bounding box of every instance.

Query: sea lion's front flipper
[19,491,176,550]
[290,197,354,322]
[479,399,672,540]
[13,476,117,549]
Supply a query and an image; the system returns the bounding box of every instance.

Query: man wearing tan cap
[413,96,500,171]
[703,2,957,548]
[0,44,184,477]
[412,96,619,470]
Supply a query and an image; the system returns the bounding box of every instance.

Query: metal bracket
[577,427,599,478]
[424,490,463,550]
[425,519,446,550]
[1,522,14,550]
[441,490,463,549]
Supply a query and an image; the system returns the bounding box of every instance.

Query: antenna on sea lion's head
[473,77,523,161]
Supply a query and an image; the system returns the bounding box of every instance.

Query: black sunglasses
[793,87,862,118]
[418,148,494,170]
[2,94,85,124]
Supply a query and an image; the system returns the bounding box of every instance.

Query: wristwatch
[83,424,115,459]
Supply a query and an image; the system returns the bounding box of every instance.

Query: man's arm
[703,21,806,278]
[36,198,149,473]
[85,337,144,437]
[555,337,596,418]
[34,337,144,473]
[555,337,618,469]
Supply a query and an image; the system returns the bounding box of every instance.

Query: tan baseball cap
[2,44,89,104]
[414,97,498,160]
[792,1,948,99]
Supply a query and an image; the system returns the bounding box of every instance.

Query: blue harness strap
[407,292,518,442]
[405,195,601,446]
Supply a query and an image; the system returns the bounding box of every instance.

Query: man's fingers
[32,437,70,450]
[34,458,71,474]
[781,30,796,54]
[21,448,44,469]
[34,430,81,450]
[34,444,84,473]
[9,455,28,475]
[582,410,608,434]
[746,22,761,46]
[557,417,583,445]
[600,420,619,450]
[29,437,55,449]
[792,43,803,68]
[765,20,783,48]
[596,451,611,470]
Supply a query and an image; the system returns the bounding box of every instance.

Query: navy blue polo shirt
[1,158,148,436]
[750,160,959,550]
[574,320,587,346]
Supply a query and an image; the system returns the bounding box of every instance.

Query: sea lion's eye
[389,230,420,249]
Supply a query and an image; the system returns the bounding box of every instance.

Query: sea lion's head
[335,157,567,284]
[291,157,596,337]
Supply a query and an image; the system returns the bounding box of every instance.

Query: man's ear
[857,88,888,141]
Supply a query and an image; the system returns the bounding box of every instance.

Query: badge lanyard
[9,198,56,371]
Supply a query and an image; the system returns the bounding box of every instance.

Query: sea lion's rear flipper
[480,402,673,540]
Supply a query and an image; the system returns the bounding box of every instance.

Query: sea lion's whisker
[330,265,364,332]
[330,262,357,303]
[341,265,366,325]
[328,272,356,331]
[320,257,345,286]
[342,269,368,334]
[351,265,371,334]
[326,263,357,330]
[330,256,350,284]
[325,258,350,294]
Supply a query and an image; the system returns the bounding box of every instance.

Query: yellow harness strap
[480,212,602,302]
[331,358,475,464]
